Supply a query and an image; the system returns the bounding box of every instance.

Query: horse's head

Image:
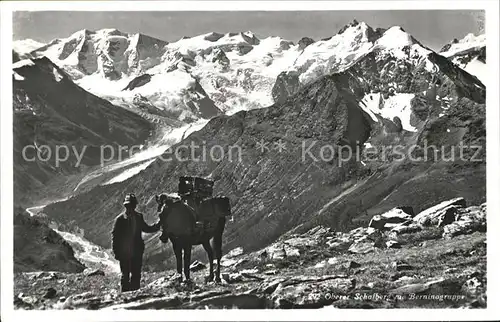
[155,193,181,217]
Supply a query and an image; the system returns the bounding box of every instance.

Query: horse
[154,193,230,283]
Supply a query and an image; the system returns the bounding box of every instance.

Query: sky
[13,10,484,51]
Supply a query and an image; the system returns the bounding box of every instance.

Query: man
[111,193,161,292]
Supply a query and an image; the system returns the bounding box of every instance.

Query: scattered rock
[348,241,374,254]
[327,257,339,265]
[84,268,105,277]
[326,238,352,251]
[225,247,244,258]
[221,272,243,284]
[189,260,206,272]
[16,293,38,307]
[185,293,269,309]
[146,276,173,289]
[259,278,286,294]
[392,261,414,271]
[220,257,247,268]
[284,236,318,248]
[187,289,226,301]
[263,269,278,275]
[386,240,401,249]
[272,277,356,308]
[43,287,57,299]
[264,243,300,260]
[389,223,422,236]
[444,268,459,274]
[240,268,259,274]
[395,276,416,284]
[413,198,466,226]
[346,261,361,269]
[106,295,184,310]
[462,277,483,296]
[368,207,414,230]
[389,277,462,297]
[314,261,326,268]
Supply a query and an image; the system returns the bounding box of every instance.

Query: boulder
[413,198,466,226]
[368,207,414,230]
[437,206,461,227]
[442,205,486,238]
[389,222,422,236]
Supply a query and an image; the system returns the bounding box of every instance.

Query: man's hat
[123,193,138,206]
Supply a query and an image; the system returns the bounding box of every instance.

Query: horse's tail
[212,196,231,217]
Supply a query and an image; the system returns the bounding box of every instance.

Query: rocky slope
[13,56,153,208]
[15,199,486,309]
[14,208,85,273]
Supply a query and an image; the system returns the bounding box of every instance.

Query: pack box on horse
[155,176,231,283]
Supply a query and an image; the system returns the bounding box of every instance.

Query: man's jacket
[111,211,160,260]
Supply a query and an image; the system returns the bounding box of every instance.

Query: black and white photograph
[1,1,499,321]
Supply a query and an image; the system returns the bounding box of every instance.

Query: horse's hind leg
[212,234,223,283]
[182,243,192,282]
[202,240,214,282]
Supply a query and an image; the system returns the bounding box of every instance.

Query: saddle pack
[178,176,231,231]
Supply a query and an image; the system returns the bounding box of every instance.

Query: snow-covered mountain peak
[13,39,46,56]
[31,28,168,80]
[287,20,379,85]
[375,26,415,48]
[439,33,486,58]
[438,33,486,85]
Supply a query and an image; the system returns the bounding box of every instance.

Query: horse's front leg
[172,239,182,281]
[183,243,192,283]
[202,240,214,282]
